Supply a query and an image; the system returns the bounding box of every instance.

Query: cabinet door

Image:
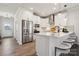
[55,12,68,26]
[36,36,49,56]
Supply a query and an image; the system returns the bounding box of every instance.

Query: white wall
[55,12,68,26]
[14,8,23,45]
[0,11,13,18]
[67,7,79,43]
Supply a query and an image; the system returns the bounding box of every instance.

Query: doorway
[0,16,14,38]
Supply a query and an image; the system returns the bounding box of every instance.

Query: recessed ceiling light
[64,4,67,7]
[30,8,34,10]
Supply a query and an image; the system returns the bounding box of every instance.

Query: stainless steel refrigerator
[22,20,33,44]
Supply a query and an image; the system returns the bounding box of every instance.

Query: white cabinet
[36,36,49,56]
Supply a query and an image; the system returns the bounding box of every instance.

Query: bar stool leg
[55,47,57,56]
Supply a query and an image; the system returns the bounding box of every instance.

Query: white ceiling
[0,3,79,16]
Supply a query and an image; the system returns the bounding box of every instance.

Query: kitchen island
[34,32,73,56]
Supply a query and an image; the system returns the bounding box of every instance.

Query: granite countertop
[35,32,73,38]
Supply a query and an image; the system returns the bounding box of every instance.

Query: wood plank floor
[0,38,36,56]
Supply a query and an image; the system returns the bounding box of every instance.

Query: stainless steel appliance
[22,20,33,44]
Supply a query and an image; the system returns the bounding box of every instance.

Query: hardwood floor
[0,38,36,56]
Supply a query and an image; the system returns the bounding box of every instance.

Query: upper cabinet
[55,12,68,26]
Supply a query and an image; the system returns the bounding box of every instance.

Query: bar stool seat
[55,43,72,56]
[63,38,76,46]
[56,43,72,49]
[69,33,77,40]
[63,39,75,43]
[68,33,78,44]
[68,36,77,39]
[69,32,76,36]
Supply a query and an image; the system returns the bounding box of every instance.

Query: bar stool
[64,34,77,45]
[55,42,72,56]
[69,32,76,36]
[63,32,77,45]
[68,36,77,39]
[69,34,78,44]
[60,44,79,56]
[69,33,77,39]
[63,38,76,45]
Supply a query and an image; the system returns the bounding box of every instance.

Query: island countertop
[35,32,73,38]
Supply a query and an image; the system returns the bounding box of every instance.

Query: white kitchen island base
[35,32,73,56]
